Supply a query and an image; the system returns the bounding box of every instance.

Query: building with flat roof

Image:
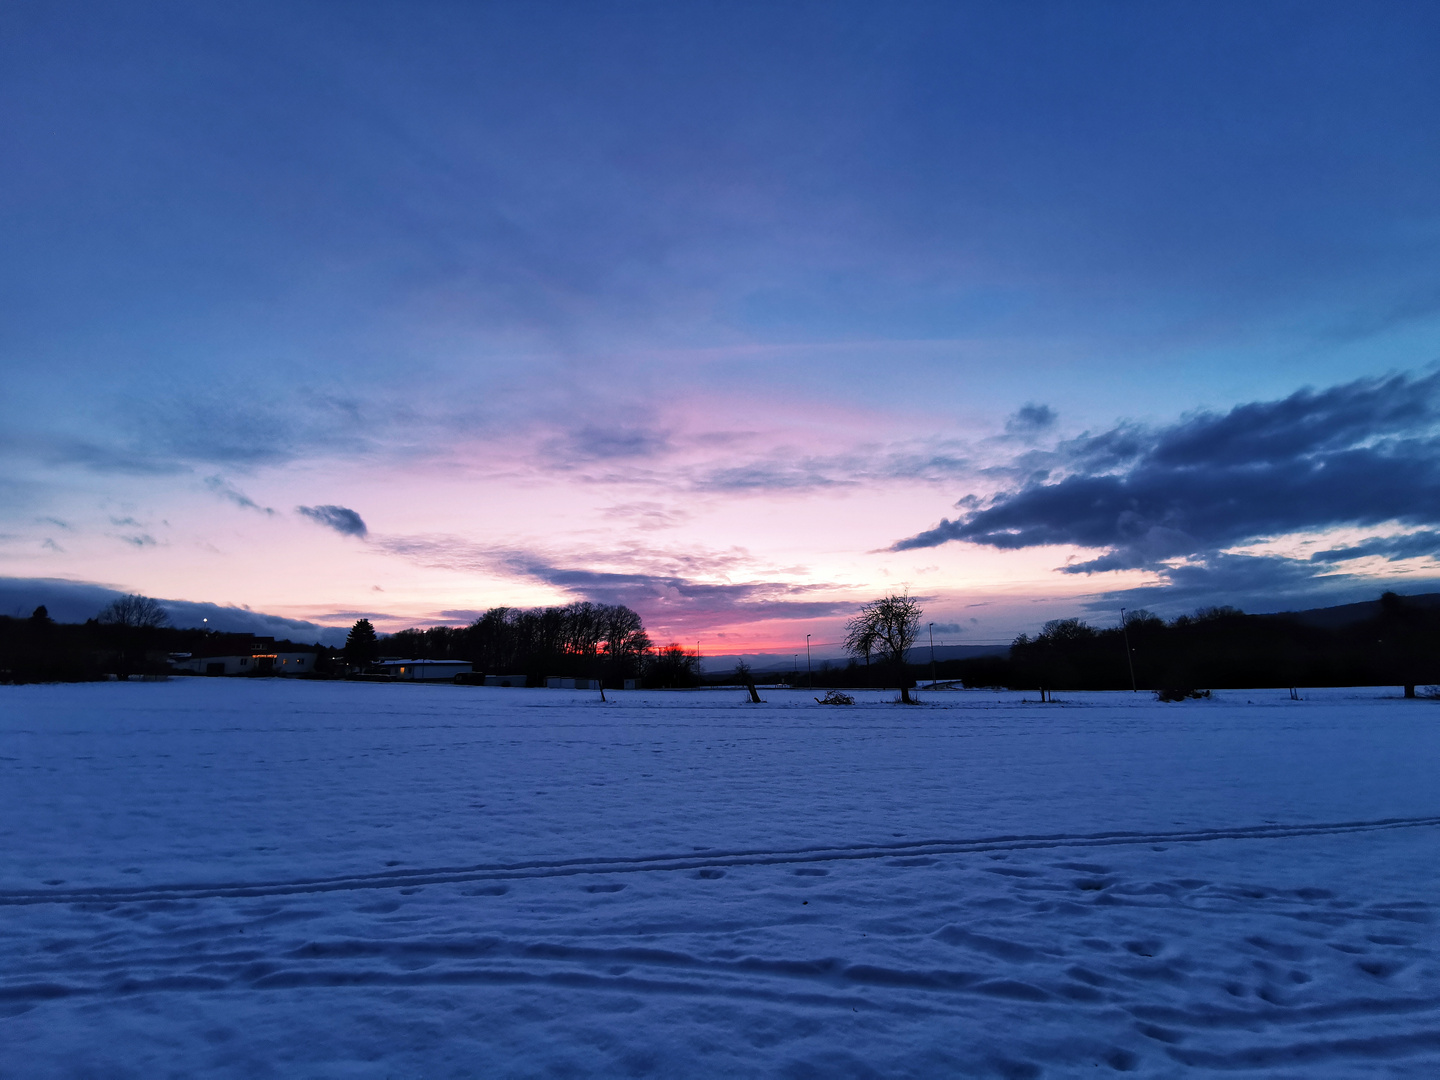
[372,659,472,681]
[172,652,316,676]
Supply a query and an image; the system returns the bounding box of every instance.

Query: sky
[4,1,1440,655]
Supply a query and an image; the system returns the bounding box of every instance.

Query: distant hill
[0,576,349,645]
[901,642,1012,664]
[1277,591,1440,630]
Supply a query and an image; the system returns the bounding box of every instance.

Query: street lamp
[1119,608,1138,692]
[806,634,812,688]
[793,654,798,687]
[928,622,937,688]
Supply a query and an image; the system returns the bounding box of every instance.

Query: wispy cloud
[130,393,374,469]
[689,460,853,492]
[2,391,386,480]
[375,533,853,631]
[685,441,975,494]
[1308,531,1440,564]
[546,424,673,464]
[601,502,690,530]
[206,476,275,515]
[38,437,187,476]
[1005,403,1056,435]
[297,505,368,538]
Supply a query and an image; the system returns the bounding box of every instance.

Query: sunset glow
[5,4,1440,655]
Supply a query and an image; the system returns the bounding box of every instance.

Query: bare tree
[734,659,763,703]
[599,604,650,682]
[645,643,701,688]
[844,592,923,703]
[98,594,170,629]
[96,594,169,678]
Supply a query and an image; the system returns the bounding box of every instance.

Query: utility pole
[793,655,798,688]
[805,634,812,688]
[1119,608,1138,692]
[928,622,937,688]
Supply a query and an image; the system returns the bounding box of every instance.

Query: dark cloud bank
[896,372,1440,612]
[0,578,347,645]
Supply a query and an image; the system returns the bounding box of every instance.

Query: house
[173,652,317,676]
[371,659,473,682]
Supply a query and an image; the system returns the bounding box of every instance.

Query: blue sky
[4,1,1440,648]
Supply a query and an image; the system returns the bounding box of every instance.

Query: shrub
[1155,688,1211,702]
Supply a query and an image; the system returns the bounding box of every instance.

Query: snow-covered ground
[2,681,1439,1077]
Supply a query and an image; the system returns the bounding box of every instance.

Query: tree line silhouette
[357,602,696,687]
[0,600,336,682]
[0,595,705,686]
[939,592,1440,695]
[6,588,1439,693]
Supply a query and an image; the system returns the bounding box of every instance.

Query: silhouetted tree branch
[845,592,923,703]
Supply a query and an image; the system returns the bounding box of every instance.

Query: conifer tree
[344,619,378,670]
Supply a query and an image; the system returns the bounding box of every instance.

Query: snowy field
[2,682,1440,1078]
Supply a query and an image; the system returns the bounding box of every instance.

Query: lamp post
[805,634,812,689]
[1119,608,1138,692]
[928,622,937,688]
[793,655,798,687]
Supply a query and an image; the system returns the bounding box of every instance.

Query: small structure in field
[484,674,526,687]
[546,676,602,689]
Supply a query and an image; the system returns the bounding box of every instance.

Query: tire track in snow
[0,965,915,1017]
[4,813,1440,906]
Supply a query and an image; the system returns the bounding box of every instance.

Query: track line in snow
[4,813,1439,906]
[1164,1027,1440,1069]
[0,965,932,1016]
